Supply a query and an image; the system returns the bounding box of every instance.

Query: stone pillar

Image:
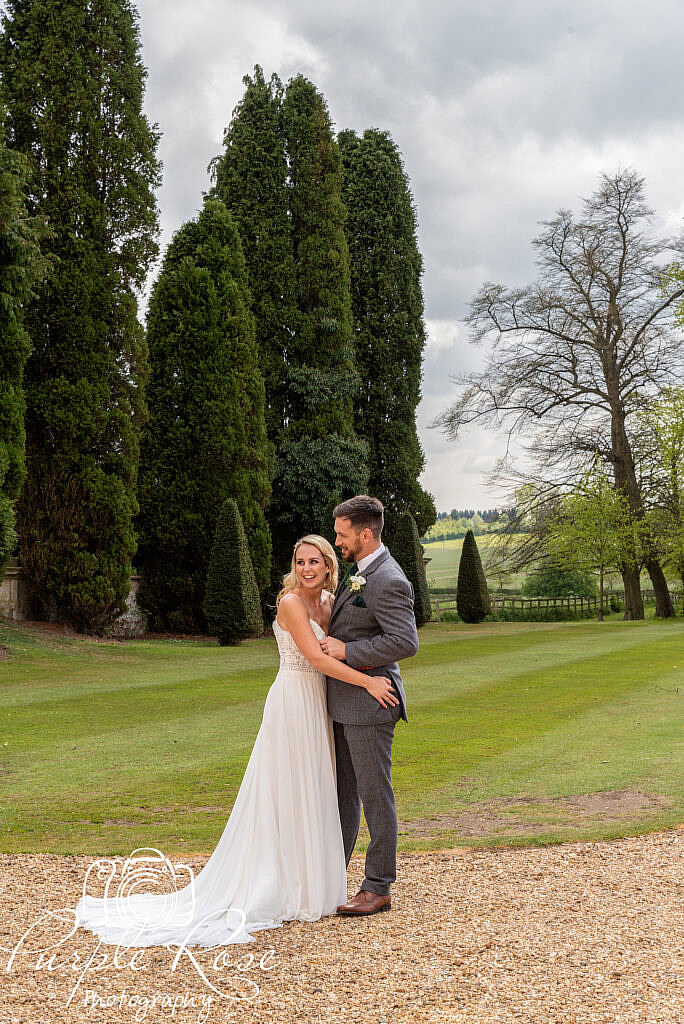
[0,560,32,621]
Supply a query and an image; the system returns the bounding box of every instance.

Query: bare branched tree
[436,170,684,618]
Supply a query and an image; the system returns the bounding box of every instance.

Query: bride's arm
[277,595,399,708]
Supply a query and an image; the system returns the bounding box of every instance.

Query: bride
[74,534,398,947]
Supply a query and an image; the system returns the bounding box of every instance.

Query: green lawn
[1,618,683,854]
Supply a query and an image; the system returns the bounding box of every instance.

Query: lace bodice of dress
[273,617,326,673]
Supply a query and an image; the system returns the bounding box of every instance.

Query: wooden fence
[432,589,681,621]
[432,594,608,621]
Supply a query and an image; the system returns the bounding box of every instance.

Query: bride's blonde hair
[276,534,339,607]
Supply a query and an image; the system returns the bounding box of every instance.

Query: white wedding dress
[74,618,347,947]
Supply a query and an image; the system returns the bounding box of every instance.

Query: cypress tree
[210,66,295,444]
[137,199,271,632]
[211,69,368,581]
[391,511,432,627]
[456,529,491,624]
[0,123,47,576]
[282,75,358,436]
[339,128,436,537]
[263,75,368,569]
[203,498,263,645]
[0,0,161,630]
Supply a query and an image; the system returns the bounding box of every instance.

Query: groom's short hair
[333,495,384,538]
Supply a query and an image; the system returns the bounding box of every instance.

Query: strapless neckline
[273,616,327,637]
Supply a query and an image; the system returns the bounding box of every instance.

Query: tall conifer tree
[210,66,295,443]
[137,199,271,632]
[0,123,47,575]
[212,70,368,575]
[391,511,432,627]
[339,129,435,538]
[457,529,491,624]
[0,0,161,629]
[270,75,368,564]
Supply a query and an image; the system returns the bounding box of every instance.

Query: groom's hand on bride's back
[366,675,399,707]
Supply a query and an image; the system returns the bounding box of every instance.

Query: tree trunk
[621,565,643,619]
[606,393,643,614]
[598,565,604,622]
[645,558,675,617]
[605,387,646,620]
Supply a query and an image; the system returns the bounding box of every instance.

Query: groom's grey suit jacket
[326,549,418,725]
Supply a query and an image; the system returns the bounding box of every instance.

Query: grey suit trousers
[326,548,417,896]
[333,712,400,895]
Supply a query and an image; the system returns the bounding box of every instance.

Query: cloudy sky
[135,0,684,512]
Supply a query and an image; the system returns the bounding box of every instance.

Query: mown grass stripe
[1,619,682,854]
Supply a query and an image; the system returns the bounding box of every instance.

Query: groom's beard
[341,539,364,562]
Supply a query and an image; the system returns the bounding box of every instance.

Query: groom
[320,495,418,916]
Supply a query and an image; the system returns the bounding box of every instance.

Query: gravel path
[1,829,682,1024]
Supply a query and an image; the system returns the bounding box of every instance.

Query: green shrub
[522,568,597,598]
[391,511,432,626]
[203,499,263,645]
[456,530,491,623]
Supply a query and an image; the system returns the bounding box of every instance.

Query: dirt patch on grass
[399,787,671,839]
[0,617,125,644]
[1,617,275,645]
[1,618,218,645]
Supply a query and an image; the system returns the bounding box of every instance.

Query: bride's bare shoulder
[277,592,308,621]
[276,593,307,632]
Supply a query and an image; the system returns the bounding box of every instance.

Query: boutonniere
[348,573,367,608]
[348,573,366,593]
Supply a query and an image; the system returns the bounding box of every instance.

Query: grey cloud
[135,0,684,510]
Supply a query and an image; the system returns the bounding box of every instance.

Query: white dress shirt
[356,543,386,573]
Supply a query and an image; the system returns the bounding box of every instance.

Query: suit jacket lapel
[330,549,390,624]
[333,562,354,602]
[330,567,352,623]
[331,578,355,621]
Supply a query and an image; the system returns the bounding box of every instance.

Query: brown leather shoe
[336,889,391,916]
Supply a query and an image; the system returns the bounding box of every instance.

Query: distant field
[422,536,643,594]
[422,535,528,590]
